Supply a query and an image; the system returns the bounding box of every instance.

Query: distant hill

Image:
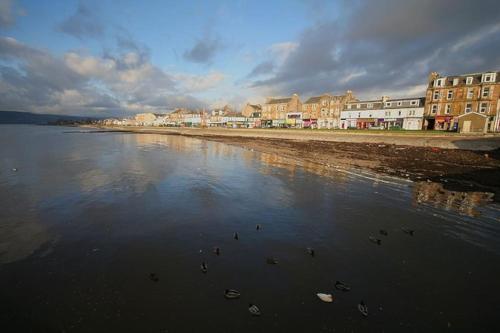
[0,111,99,125]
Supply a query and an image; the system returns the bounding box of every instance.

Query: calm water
[1,125,499,332]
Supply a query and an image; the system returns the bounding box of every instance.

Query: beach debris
[266,257,278,265]
[369,236,382,245]
[224,289,241,299]
[306,247,315,257]
[149,273,159,282]
[401,228,415,236]
[379,229,388,236]
[248,304,261,316]
[12,168,18,172]
[316,293,334,303]
[358,301,368,317]
[234,232,239,240]
[334,281,351,292]
[256,224,261,230]
[213,247,220,256]
[200,262,208,273]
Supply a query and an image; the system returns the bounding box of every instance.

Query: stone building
[302,91,356,128]
[134,113,157,126]
[261,94,302,127]
[241,103,262,118]
[424,71,500,132]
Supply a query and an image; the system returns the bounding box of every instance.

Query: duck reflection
[413,181,494,217]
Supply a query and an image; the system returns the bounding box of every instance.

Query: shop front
[435,116,455,131]
[302,118,318,128]
[356,118,376,129]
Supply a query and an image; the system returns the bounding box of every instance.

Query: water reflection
[413,181,494,217]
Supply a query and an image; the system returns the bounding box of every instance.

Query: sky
[0,0,499,116]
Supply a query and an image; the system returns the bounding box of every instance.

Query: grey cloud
[247,60,274,78]
[250,0,500,98]
[57,1,104,39]
[0,0,14,27]
[183,37,221,64]
[0,37,207,116]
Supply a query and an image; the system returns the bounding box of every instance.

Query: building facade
[424,71,500,132]
[241,103,262,118]
[340,97,425,130]
[261,94,302,127]
[301,91,356,129]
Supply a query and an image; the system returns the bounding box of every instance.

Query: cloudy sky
[0,0,499,116]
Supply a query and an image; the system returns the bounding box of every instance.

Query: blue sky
[0,0,499,116]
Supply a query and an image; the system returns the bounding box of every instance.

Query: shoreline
[85,125,500,200]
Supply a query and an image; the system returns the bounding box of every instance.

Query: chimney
[428,72,439,82]
[381,95,390,102]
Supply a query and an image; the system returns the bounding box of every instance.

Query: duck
[256,224,261,230]
[149,273,159,282]
[213,247,220,256]
[306,247,315,257]
[224,289,241,299]
[358,301,368,317]
[316,293,334,303]
[248,303,261,316]
[368,236,382,245]
[401,228,415,236]
[334,281,351,292]
[379,229,388,236]
[234,232,239,240]
[266,257,278,265]
[200,262,208,273]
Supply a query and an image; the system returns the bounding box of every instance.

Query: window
[466,77,473,85]
[447,90,453,99]
[409,110,416,116]
[467,88,474,99]
[480,103,488,113]
[433,91,440,100]
[453,78,459,86]
[357,104,361,108]
[385,111,391,116]
[322,100,327,106]
[482,73,495,82]
[385,102,392,107]
[465,103,472,113]
[347,104,352,109]
[431,105,437,114]
[398,111,402,116]
[445,104,451,114]
[358,112,361,118]
[482,87,490,98]
[397,101,402,106]
[435,78,445,87]
[411,100,417,105]
[367,103,373,108]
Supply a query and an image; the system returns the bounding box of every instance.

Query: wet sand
[93,126,500,200]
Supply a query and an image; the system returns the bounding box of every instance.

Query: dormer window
[466,77,473,85]
[453,78,459,86]
[434,78,445,87]
[482,73,495,82]
[410,100,417,105]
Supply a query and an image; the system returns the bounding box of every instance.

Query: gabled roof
[247,103,262,110]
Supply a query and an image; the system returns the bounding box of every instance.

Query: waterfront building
[261,94,302,127]
[302,91,356,129]
[241,103,262,118]
[134,113,157,126]
[340,97,425,130]
[424,71,500,132]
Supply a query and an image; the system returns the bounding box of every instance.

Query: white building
[340,97,425,130]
